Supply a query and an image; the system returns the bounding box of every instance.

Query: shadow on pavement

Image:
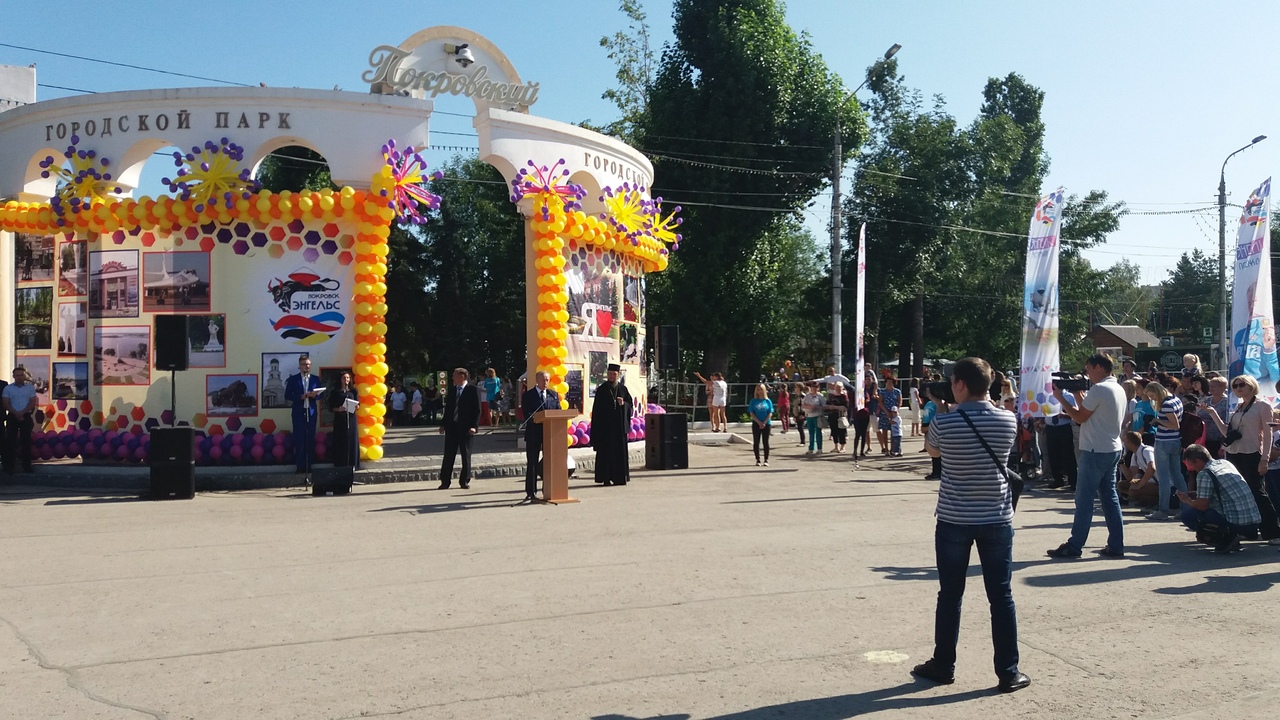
[366,497,528,514]
[43,495,148,506]
[592,682,995,719]
[724,491,930,505]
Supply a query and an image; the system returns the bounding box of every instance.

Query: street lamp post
[831,43,899,374]
[1218,134,1267,372]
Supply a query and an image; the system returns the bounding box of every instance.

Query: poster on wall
[58,239,87,296]
[587,351,608,397]
[188,314,226,368]
[93,325,150,386]
[623,275,642,323]
[143,251,211,313]
[565,365,584,414]
[566,253,619,338]
[56,302,86,356]
[261,352,306,409]
[620,324,639,364]
[207,374,258,417]
[89,250,139,319]
[16,354,50,408]
[52,361,88,400]
[16,286,53,350]
[16,233,54,283]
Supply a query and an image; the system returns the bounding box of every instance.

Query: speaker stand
[169,369,177,427]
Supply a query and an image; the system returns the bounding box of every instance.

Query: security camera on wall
[444,43,475,69]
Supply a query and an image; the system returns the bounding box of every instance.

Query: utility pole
[1218,135,1267,372]
[831,43,899,375]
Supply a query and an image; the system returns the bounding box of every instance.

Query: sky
[2,0,1276,285]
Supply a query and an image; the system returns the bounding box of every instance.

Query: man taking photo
[1047,354,1127,559]
[913,357,1030,694]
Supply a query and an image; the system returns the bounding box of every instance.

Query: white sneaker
[1146,511,1169,521]
[763,461,769,466]
[755,461,761,466]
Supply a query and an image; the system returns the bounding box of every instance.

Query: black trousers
[4,413,31,472]
[331,414,353,467]
[440,425,472,485]
[1226,451,1280,539]
[752,423,771,462]
[524,434,542,497]
[1045,423,1077,486]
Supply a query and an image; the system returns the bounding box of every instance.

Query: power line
[38,82,95,94]
[0,42,254,87]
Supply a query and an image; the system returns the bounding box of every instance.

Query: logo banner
[854,223,866,412]
[1019,188,1065,418]
[1230,177,1276,405]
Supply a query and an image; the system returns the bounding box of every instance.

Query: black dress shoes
[910,659,955,685]
[460,481,470,489]
[437,483,450,490]
[998,672,1031,693]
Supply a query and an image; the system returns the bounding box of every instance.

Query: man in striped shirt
[913,357,1030,694]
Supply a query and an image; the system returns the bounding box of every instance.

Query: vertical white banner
[1230,177,1276,405]
[854,223,866,412]
[1018,188,1065,418]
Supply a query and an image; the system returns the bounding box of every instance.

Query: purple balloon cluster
[161,138,260,213]
[567,415,651,448]
[510,159,587,219]
[38,135,123,226]
[27,428,329,466]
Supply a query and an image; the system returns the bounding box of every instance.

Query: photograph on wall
[565,251,620,339]
[15,286,53,350]
[206,374,259,417]
[620,324,639,364]
[56,302,86,356]
[16,233,54,283]
[58,239,87,296]
[89,250,139,318]
[261,352,307,409]
[143,251,211,312]
[51,362,89,400]
[587,350,609,398]
[318,366,351,429]
[565,365,584,414]
[188,314,226,368]
[93,325,150,386]
[15,355,50,410]
[623,275,642,323]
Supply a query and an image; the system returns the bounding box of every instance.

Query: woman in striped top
[1144,382,1186,521]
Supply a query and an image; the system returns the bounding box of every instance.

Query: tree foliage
[598,0,655,141]
[640,0,865,379]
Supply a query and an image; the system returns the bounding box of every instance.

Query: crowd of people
[383,368,520,428]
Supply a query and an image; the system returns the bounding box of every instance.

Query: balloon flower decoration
[600,183,650,245]
[38,135,122,226]
[378,139,443,224]
[511,158,587,219]
[645,196,685,252]
[162,138,260,212]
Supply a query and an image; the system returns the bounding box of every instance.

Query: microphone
[519,389,554,433]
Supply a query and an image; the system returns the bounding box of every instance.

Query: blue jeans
[806,417,822,452]
[933,520,1020,679]
[1180,505,1258,545]
[891,434,902,454]
[1068,449,1124,552]
[1153,439,1187,511]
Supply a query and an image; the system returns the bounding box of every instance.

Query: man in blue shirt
[284,356,324,473]
[915,357,1030,694]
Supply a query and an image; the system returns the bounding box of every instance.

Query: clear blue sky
[3,0,1274,284]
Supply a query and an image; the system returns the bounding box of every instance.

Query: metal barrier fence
[648,377,916,423]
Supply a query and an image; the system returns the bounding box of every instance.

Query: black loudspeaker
[154,315,190,371]
[312,466,354,496]
[149,427,195,500]
[658,325,680,370]
[645,413,689,470]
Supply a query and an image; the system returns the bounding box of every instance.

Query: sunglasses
[1232,383,1249,389]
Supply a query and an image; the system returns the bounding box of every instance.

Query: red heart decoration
[596,309,613,336]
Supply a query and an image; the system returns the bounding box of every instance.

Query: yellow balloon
[367,445,384,461]
[374,322,387,335]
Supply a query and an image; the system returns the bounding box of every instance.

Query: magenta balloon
[115,445,128,460]
[209,445,223,460]
[250,445,264,460]
[271,445,285,460]
[229,445,243,460]
[41,446,55,460]
[67,442,80,458]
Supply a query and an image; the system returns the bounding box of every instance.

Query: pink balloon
[229,445,243,461]
[271,445,285,461]
[209,445,223,460]
[40,446,54,461]
[250,445,264,461]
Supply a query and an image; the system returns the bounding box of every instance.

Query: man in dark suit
[285,356,324,473]
[521,370,560,502]
[439,367,481,489]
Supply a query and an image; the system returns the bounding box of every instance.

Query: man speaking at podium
[521,370,560,501]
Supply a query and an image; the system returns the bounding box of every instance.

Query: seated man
[1118,431,1157,508]
[1178,444,1261,554]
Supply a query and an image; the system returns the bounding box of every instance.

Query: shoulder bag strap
[957,409,1013,482]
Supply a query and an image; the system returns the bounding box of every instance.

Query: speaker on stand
[151,316,192,498]
[645,412,688,470]
[658,325,680,371]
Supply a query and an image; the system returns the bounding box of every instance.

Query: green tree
[642,0,864,379]
[1158,249,1218,338]
[597,0,655,142]
[417,157,527,377]
[254,146,334,192]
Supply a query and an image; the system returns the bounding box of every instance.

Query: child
[918,397,937,453]
[777,383,791,434]
[853,405,871,459]
[908,384,922,436]
[890,413,903,456]
[1118,430,1157,507]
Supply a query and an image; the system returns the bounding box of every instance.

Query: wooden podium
[534,409,579,504]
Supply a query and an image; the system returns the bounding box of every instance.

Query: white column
[0,230,13,380]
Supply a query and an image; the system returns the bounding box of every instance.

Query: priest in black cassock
[591,363,633,486]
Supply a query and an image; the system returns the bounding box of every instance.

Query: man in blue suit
[520,370,560,502]
[285,355,325,473]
